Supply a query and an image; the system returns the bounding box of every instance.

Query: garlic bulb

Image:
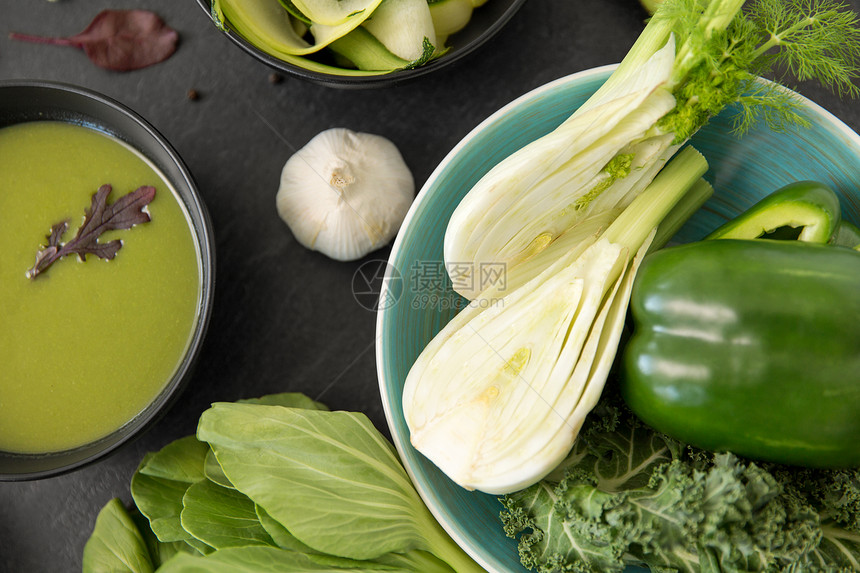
[276,128,414,261]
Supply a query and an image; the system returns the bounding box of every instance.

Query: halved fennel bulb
[402,145,709,494]
[404,237,648,494]
[443,35,679,300]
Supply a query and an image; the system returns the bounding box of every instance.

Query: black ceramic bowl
[195,0,527,88]
[0,81,215,480]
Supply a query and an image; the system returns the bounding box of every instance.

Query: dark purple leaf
[47,220,70,248]
[9,10,178,71]
[27,184,156,279]
[76,240,124,262]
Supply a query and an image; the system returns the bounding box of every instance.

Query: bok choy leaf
[84,394,481,572]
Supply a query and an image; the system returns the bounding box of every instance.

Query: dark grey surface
[0,1,858,572]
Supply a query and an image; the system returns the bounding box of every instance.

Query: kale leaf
[500,385,860,572]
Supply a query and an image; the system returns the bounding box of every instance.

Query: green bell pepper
[621,238,860,468]
[833,220,860,250]
[705,180,842,243]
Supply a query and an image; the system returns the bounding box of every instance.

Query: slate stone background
[1,1,858,571]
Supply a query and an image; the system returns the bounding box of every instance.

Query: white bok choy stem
[403,146,708,494]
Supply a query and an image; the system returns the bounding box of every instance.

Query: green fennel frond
[748,0,860,98]
[655,0,860,140]
[732,80,813,134]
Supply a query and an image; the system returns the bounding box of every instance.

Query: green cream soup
[0,121,201,453]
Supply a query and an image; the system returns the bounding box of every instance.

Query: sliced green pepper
[621,239,860,468]
[705,180,841,243]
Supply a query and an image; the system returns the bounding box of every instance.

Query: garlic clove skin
[276,128,415,262]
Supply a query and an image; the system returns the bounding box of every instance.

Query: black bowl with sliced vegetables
[195,0,527,88]
[0,81,215,480]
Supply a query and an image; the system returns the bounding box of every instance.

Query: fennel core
[405,0,860,496]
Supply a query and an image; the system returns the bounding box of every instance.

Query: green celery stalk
[651,178,714,250]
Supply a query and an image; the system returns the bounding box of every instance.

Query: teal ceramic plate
[376,66,860,572]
